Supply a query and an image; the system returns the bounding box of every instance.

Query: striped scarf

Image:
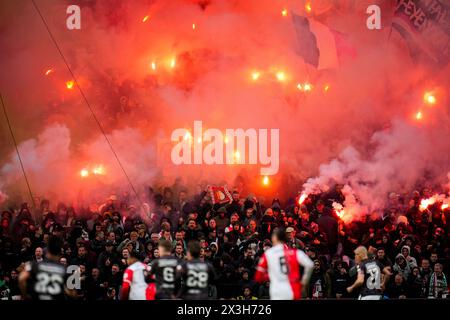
[428,272,448,298]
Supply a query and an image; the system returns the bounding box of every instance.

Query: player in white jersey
[120,250,155,300]
[255,228,314,300]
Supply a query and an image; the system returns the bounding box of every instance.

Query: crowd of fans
[0,181,449,300]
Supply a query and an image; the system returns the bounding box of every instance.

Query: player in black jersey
[347,246,392,300]
[149,240,180,299]
[18,236,69,300]
[177,241,216,300]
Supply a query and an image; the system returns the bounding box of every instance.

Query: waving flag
[392,0,450,65]
[208,185,233,205]
[291,13,320,68]
[291,12,355,69]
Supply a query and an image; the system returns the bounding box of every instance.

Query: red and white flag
[208,185,233,205]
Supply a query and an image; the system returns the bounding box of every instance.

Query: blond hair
[354,246,368,260]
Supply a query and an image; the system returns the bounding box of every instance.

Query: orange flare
[66,80,74,89]
[419,197,436,211]
[45,68,53,76]
[276,71,286,82]
[251,71,260,81]
[92,165,105,176]
[281,8,288,17]
[424,92,436,105]
[332,202,345,219]
[305,2,312,13]
[142,15,149,23]
[80,168,89,178]
[415,111,422,120]
[169,57,176,69]
[336,209,345,219]
[262,175,270,186]
[297,82,313,92]
[298,193,308,205]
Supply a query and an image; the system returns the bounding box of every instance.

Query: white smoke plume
[302,119,450,221]
[0,123,159,204]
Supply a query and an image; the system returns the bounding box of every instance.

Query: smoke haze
[0,0,449,213]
